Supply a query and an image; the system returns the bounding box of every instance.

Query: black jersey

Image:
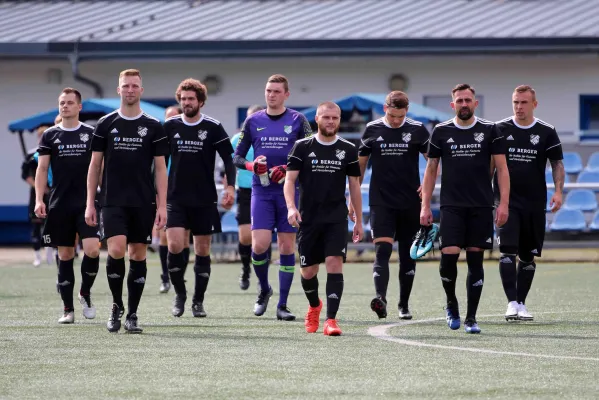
[164,114,234,206]
[38,123,94,209]
[428,117,505,208]
[494,117,563,210]
[90,110,168,207]
[287,135,361,224]
[359,117,429,209]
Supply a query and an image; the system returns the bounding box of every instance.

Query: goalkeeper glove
[269,165,287,184]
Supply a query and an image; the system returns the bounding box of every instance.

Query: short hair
[175,78,208,104]
[385,91,409,109]
[60,87,82,103]
[316,101,341,116]
[119,69,142,82]
[267,74,289,92]
[247,104,264,115]
[452,83,476,97]
[514,85,536,101]
[54,115,62,125]
[166,105,183,114]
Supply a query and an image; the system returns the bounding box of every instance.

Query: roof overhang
[2,38,599,60]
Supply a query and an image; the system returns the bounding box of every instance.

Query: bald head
[315,101,341,137]
[165,105,182,119]
[316,101,341,117]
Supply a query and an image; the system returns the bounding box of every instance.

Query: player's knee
[301,265,319,280]
[194,238,211,257]
[159,230,168,246]
[325,256,343,273]
[84,244,100,259]
[442,246,461,255]
[128,244,147,261]
[519,254,535,264]
[374,241,393,266]
[107,236,126,258]
[499,245,518,256]
[58,247,75,260]
[252,240,270,254]
[238,225,251,245]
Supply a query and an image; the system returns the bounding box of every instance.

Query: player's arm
[493,154,510,226]
[154,155,168,228]
[347,146,363,242]
[214,127,236,208]
[358,157,369,185]
[285,141,303,227]
[232,119,261,172]
[547,128,565,212]
[491,124,509,226]
[21,155,36,187]
[34,154,50,218]
[86,118,109,226]
[298,114,313,139]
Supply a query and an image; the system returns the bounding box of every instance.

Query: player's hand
[495,202,509,227]
[85,204,97,227]
[268,165,287,184]
[347,202,356,222]
[420,206,433,226]
[155,206,167,230]
[221,186,235,210]
[34,201,47,219]
[352,221,364,243]
[287,207,302,228]
[245,155,268,175]
[417,185,423,199]
[550,191,563,213]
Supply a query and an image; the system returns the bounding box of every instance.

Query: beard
[318,123,339,137]
[183,105,200,118]
[457,107,474,121]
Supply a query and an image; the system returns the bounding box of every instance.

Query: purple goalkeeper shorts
[251,191,297,233]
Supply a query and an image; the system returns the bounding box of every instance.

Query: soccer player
[495,85,564,321]
[86,69,168,334]
[164,78,236,318]
[156,105,191,295]
[34,88,100,324]
[233,74,312,320]
[230,104,263,290]
[353,91,431,320]
[420,83,510,334]
[285,101,363,336]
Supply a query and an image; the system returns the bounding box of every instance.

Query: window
[424,95,484,118]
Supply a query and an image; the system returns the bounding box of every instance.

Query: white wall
[1,54,598,205]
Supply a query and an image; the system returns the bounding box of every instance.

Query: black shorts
[166,203,222,236]
[235,188,251,225]
[100,206,156,244]
[370,205,420,242]
[298,222,348,267]
[42,207,99,247]
[439,206,494,250]
[497,207,546,257]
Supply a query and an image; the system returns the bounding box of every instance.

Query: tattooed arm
[549,159,565,212]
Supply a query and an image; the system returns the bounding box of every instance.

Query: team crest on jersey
[198,130,208,140]
[530,134,540,145]
[402,133,411,143]
[474,132,484,143]
[284,125,292,134]
[79,133,89,143]
[335,149,346,160]
[137,126,148,137]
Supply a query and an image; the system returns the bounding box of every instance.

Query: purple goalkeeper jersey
[234,108,312,193]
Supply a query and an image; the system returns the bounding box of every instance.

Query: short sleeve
[152,123,169,157]
[545,128,563,161]
[490,124,505,155]
[213,124,234,155]
[287,141,304,171]
[38,131,52,156]
[90,118,108,152]
[358,127,374,157]
[298,114,313,139]
[427,126,443,158]
[346,145,361,177]
[416,125,431,154]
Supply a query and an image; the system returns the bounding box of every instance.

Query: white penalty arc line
[367,311,599,362]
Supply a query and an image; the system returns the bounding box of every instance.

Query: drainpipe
[68,52,104,98]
